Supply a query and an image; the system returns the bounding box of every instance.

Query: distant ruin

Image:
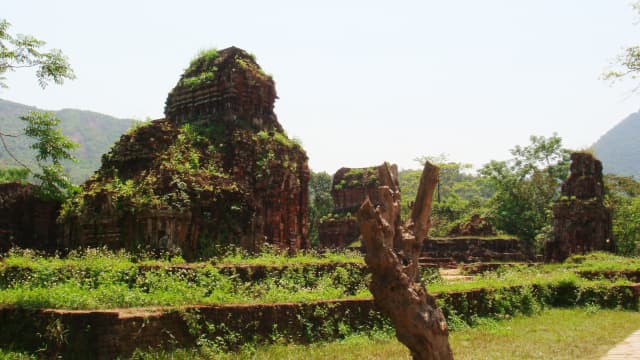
[545,152,613,262]
[318,163,400,248]
[447,214,496,237]
[0,183,59,253]
[60,47,310,257]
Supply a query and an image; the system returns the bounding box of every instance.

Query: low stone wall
[461,262,540,275]
[423,237,525,263]
[318,217,359,248]
[577,270,640,282]
[1,262,369,286]
[1,283,638,358]
[0,299,379,360]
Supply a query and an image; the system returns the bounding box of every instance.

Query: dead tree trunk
[357,162,452,360]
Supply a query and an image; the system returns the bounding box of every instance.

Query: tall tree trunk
[357,162,452,360]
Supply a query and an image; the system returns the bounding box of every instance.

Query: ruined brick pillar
[544,152,613,262]
[318,163,399,248]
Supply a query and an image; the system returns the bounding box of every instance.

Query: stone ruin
[447,214,496,237]
[544,152,613,262]
[318,163,400,248]
[59,47,310,258]
[0,183,59,253]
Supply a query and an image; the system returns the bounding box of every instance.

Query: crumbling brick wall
[0,183,59,252]
[319,163,398,248]
[62,47,309,257]
[545,152,613,262]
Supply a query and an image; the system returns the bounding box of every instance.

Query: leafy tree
[603,2,640,87]
[480,134,571,250]
[0,19,74,88]
[0,19,77,200]
[605,174,640,255]
[308,171,333,246]
[21,111,79,200]
[406,155,493,235]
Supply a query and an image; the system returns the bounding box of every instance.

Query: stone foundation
[422,237,524,263]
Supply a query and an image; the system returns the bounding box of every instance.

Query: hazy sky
[3,0,640,173]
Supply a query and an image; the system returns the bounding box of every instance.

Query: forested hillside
[593,110,640,179]
[0,98,135,183]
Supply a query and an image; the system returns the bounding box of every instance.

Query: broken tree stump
[357,161,452,360]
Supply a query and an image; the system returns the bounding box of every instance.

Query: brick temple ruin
[544,152,613,262]
[0,183,59,253]
[57,47,310,257]
[318,163,400,248]
[447,214,496,237]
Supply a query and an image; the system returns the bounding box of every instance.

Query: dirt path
[601,328,640,359]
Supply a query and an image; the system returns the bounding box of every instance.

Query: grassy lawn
[127,308,640,360]
[0,249,639,309]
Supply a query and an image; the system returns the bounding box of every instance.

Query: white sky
[3,0,640,174]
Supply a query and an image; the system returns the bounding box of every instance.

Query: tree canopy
[480,133,571,249]
[0,19,74,89]
[0,19,78,200]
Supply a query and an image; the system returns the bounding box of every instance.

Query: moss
[186,48,219,72]
[180,71,216,88]
[335,167,379,190]
[257,130,302,150]
[178,48,221,88]
[320,212,355,223]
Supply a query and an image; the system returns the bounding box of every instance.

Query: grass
[0,249,639,310]
[0,248,370,309]
[119,308,640,359]
[450,307,640,359]
[2,308,638,359]
[0,247,364,269]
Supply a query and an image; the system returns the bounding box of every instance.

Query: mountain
[592,110,640,179]
[0,98,136,183]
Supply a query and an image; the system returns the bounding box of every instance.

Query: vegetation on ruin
[334,167,380,190]
[1,249,639,311]
[318,212,355,223]
[2,249,640,357]
[59,117,306,254]
[0,247,369,309]
[0,166,28,183]
[3,308,637,359]
[179,48,220,88]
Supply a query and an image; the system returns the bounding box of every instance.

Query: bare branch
[0,132,32,172]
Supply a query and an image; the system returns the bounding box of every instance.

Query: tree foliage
[605,174,640,255]
[0,19,75,88]
[402,154,493,236]
[480,134,571,248]
[20,111,79,200]
[0,19,77,200]
[307,171,333,246]
[603,2,640,87]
